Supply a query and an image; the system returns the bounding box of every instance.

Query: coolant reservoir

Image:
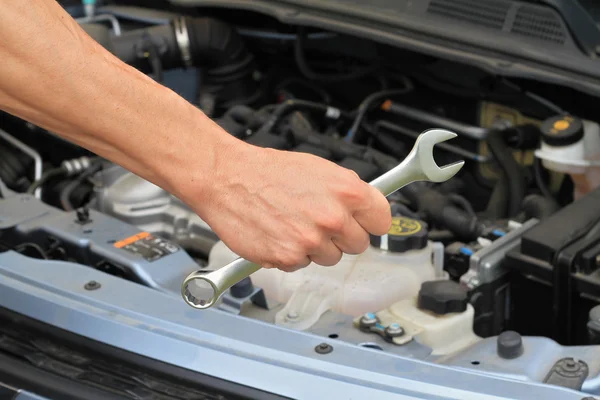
[207,216,446,330]
[535,115,600,200]
[355,281,480,356]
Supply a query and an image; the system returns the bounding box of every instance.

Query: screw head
[360,312,378,328]
[385,323,405,338]
[562,359,580,371]
[286,311,298,320]
[84,280,101,290]
[77,208,89,220]
[314,343,333,354]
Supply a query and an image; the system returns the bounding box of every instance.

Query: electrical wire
[141,32,164,83]
[534,157,557,200]
[256,99,352,136]
[344,82,413,143]
[26,168,65,195]
[294,27,378,83]
[501,78,565,115]
[14,242,48,260]
[237,28,337,41]
[447,194,477,218]
[60,162,103,211]
[275,78,333,104]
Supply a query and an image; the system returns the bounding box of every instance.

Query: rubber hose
[486,178,509,219]
[0,144,32,191]
[486,129,526,217]
[27,168,65,195]
[402,183,484,241]
[84,17,253,79]
[522,194,559,220]
[257,100,349,136]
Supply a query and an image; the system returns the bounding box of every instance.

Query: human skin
[0,0,391,271]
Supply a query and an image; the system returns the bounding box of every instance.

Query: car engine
[3,2,600,395]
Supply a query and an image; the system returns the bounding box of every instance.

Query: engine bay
[3,1,600,396]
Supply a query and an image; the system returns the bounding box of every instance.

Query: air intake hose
[82,16,256,110]
[86,16,253,73]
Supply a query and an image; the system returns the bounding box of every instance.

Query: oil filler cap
[418,280,468,315]
[369,216,428,253]
[540,115,584,147]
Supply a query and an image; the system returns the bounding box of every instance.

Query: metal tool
[182,129,465,309]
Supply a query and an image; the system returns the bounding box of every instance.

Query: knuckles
[269,249,308,271]
[354,233,371,254]
[316,212,346,234]
[300,231,324,252]
[319,253,343,267]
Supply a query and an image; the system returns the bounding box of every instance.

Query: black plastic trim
[169,0,600,98]
[0,350,121,400]
[0,307,289,400]
[538,0,600,56]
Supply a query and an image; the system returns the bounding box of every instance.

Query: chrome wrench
[182,129,465,309]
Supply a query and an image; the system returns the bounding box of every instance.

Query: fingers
[265,255,312,272]
[332,218,370,255]
[353,183,392,236]
[309,239,343,267]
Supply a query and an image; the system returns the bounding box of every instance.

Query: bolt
[385,323,405,338]
[286,311,298,320]
[468,277,480,289]
[314,343,333,355]
[360,312,378,328]
[76,208,90,223]
[84,280,101,290]
[562,359,580,371]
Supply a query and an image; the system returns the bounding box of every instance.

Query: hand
[181,142,392,272]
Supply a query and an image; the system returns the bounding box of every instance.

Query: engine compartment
[3,2,600,396]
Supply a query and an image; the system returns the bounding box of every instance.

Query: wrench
[182,128,465,309]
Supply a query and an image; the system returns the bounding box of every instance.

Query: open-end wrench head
[416,129,465,182]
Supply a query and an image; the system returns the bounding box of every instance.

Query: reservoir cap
[540,115,584,147]
[370,216,428,253]
[418,280,468,315]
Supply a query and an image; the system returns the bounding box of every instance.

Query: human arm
[0,0,392,271]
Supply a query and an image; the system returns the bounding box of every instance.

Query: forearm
[0,0,238,196]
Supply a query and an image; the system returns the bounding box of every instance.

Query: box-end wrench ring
[181,128,465,309]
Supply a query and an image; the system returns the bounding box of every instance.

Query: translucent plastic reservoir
[207,238,446,330]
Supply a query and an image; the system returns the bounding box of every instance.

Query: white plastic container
[367,296,480,356]
[535,117,600,200]
[207,236,445,330]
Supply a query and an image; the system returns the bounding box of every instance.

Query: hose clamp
[173,17,193,68]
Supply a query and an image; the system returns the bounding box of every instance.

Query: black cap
[230,277,254,298]
[370,216,428,253]
[497,331,524,359]
[417,280,468,315]
[540,115,584,147]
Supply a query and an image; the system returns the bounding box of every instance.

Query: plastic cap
[540,115,584,147]
[497,331,524,359]
[230,277,254,298]
[370,216,428,253]
[417,280,468,315]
